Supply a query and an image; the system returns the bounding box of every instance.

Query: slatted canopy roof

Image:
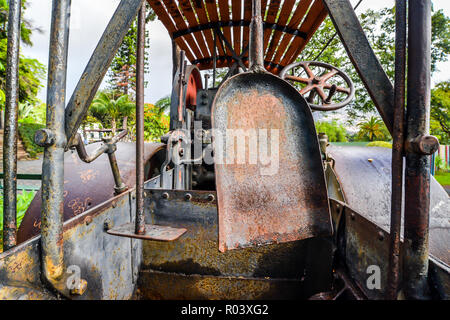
[147,0,328,73]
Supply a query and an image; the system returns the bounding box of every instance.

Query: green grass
[435,172,450,186]
[18,122,45,158]
[0,190,36,252]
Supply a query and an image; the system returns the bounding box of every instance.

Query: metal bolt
[104,219,114,231]
[162,192,169,200]
[368,158,373,163]
[378,231,385,241]
[34,129,55,147]
[350,213,356,221]
[84,216,93,225]
[185,193,192,201]
[207,194,215,202]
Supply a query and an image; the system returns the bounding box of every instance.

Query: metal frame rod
[41,0,71,282]
[387,0,407,300]
[64,0,145,148]
[135,3,146,235]
[249,0,265,72]
[403,0,432,300]
[3,0,22,251]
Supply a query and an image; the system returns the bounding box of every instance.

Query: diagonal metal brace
[64,0,145,149]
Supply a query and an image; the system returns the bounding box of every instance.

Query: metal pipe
[2,0,21,251]
[41,0,71,282]
[249,0,265,72]
[403,0,432,300]
[64,0,145,148]
[386,0,407,300]
[135,4,146,235]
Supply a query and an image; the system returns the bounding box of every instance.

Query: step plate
[107,223,187,241]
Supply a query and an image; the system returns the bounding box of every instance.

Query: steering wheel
[279,61,355,111]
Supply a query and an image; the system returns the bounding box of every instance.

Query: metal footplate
[107,223,187,241]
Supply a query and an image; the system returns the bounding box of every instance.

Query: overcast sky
[21,0,450,105]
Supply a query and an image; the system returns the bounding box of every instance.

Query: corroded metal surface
[328,146,450,267]
[330,199,450,300]
[17,142,164,243]
[40,0,72,284]
[137,270,304,300]
[142,188,333,299]
[212,72,332,252]
[2,0,22,250]
[1,190,141,299]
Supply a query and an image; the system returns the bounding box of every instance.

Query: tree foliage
[0,0,45,109]
[431,80,450,144]
[89,90,135,134]
[302,6,450,125]
[315,120,348,142]
[107,5,155,97]
[356,116,391,142]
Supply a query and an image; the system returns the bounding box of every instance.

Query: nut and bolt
[207,194,215,202]
[185,193,192,201]
[162,192,170,200]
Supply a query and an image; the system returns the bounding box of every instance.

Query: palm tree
[89,91,135,135]
[357,116,386,141]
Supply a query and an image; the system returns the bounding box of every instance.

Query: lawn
[435,172,450,186]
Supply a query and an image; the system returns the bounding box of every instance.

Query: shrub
[18,122,45,158]
[366,141,392,148]
[315,121,348,142]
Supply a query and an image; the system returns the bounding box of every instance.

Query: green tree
[107,5,155,96]
[301,7,450,124]
[89,91,135,135]
[315,120,348,142]
[356,116,390,142]
[0,0,45,108]
[430,80,450,144]
[143,96,170,141]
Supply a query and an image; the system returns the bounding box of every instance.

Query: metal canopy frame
[0,0,440,300]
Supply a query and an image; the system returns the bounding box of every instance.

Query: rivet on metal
[185,193,192,201]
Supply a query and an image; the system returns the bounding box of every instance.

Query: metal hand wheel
[279,61,355,111]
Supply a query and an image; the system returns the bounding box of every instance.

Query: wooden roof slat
[178,0,210,58]
[265,0,295,61]
[192,1,216,59]
[162,0,204,60]
[241,0,253,59]
[147,0,328,72]
[218,0,233,57]
[263,0,282,53]
[147,0,195,61]
[271,0,313,66]
[231,0,242,55]
[204,0,226,57]
[280,0,327,67]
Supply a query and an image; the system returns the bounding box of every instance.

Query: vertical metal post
[387,0,407,300]
[249,0,265,72]
[172,39,181,80]
[135,4,146,235]
[403,0,432,300]
[41,0,71,282]
[2,0,21,251]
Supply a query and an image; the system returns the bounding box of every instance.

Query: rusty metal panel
[328,146,450,267]
[212,73,332,252]
[136,270,304,300]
